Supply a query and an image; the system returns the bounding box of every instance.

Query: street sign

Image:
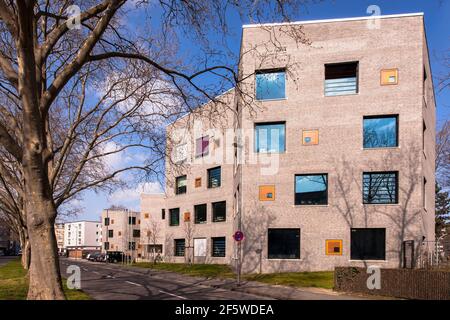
[233,231,244,242]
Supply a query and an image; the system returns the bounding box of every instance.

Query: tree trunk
[19,230,31,270]
[26,200,64,300]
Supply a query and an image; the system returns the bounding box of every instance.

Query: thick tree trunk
[26,199,64,300]
[19,230,31,270]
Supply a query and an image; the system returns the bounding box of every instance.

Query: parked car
[105,251,124,263]
[88,253,100,261]
[95,254,107,262]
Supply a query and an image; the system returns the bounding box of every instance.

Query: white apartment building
[64,220,102,251]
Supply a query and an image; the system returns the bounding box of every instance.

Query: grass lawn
[0,258,91,300]
[244,271,334,289]
[133,262,334,289]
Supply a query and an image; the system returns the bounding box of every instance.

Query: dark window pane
[104,242,109,250]
[212,237,226,257]
[108,230,113,238]
[268,229,300,259]
[128,242,136,250]
[212,201,226,222]
[161,209,165,220]
[194,204,207,224]
[295,174,328,205]
[169,208,180,226]
[255,122,286,153]
[175,175,187,194]
[208,167,221,188]
[128,216,136,225]
[133,230,140,238]
[363,116,398,148]
[351,228,386,260]
[104,217,110,226]
[174,239,185,256]
[363,172,398,204]
[256,70,286,100]
[325,62,358,96]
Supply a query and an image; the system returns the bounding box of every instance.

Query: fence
[334,267,450,300]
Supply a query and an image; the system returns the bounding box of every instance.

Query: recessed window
[128,217,136,225]
[183,211,190,222]
[144,213,149,219]
[255,69,286,100]
[212,201,226,222]
[212,237,226,257]
[195,177,202,188]
[325,62,358,96]
[169,208,180,226]
[108,230,113,238]
[133,230,140,238]
[196,136,209,157]
[207,166,221,188]
[363,115,398,148]
[381,69,398,85]
[255,122,286,153]
[104,218,110,226]
[175,175,187,195]
[295,174,328,205]
[351,228,386,260]
[104,242,110,250]
[363,171,398,204]
[423,120,427,153]
[325,239,343,256]
[161,209,165,220]
[268,228,300,259]
[423,177,427,209]
[194,204,207,224]
[128,242,136,250]
[174,239,185,256]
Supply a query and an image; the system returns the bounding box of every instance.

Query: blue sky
[66,0,449,223]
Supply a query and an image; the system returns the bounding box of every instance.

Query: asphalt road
[60,258,273,300]
[0,256,16,266]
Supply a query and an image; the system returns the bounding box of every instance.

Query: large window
[212,237,226,257]
[212,201,226,222]
[351,228,386,260]
[363,172,398,204]
[268,229,300,259]
[325,62,358,96]
[295,174,328,205]
[169,208,180,226]
[207,166,221,188]
[174,239,185,256]
[255,122,286,153]
[196,136,209,157]
[175,175,187,195]
[128,216,136,225]
[255,69,286,100]
[363,115,398,148]
[194,204,207,224]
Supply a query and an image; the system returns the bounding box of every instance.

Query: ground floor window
[268,228,300,259]
[211,237,226,257]
[147,244,163,253]
[350,228,386,260]
[174,239,185,256]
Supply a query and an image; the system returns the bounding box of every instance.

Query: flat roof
[242,12,423,29]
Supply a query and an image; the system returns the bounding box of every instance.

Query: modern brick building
[101,208,141,260]
[139,13,436,273]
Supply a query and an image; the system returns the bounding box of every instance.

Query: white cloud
[108,181,163,206]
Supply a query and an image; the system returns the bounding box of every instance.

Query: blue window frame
[295,174,328,205]
[255,122,286,153]
[256,69,286,100]
[363,115,398,148]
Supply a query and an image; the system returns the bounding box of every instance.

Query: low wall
[334,267,450,300]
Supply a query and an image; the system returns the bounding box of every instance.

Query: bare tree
[436,120,450,189]
[183,218,195,265]
[146,220,161,264]
[0,0,310,299]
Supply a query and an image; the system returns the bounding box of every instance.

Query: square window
[325,239,343,255]
[302,130,319,146]
[363,115,398,148]
[255,122,286,153]
[259,185,275,201]
[268,229,300,259]
[207,167,221,188]
[212,237,226,257]
[363,171,398,204]
[212,201,226,222]
[175,175,187,195]
[325,62,358,96]
[295,174,328,205]
[144,213,149,219]
[128,217,136,225]
[256,69,286,100]
[169,208,180,226]
[194,204,207,224]
[174,239,185,256]
[183,211,191,222]
[195,177,202,188]
[351,228,386,260]
[133,230,140,238]
[381,69,398,85]
[196,136,209,157]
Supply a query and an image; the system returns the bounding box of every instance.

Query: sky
[66,0,450,223]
